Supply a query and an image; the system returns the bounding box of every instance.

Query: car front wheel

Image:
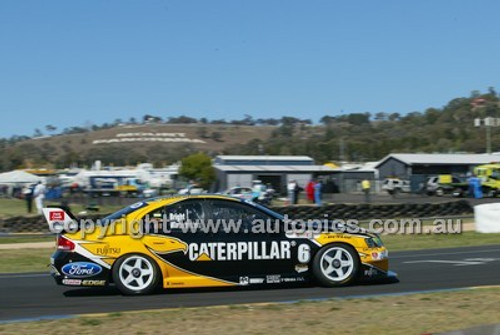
[113,254,160,295]
[312,243,360,287]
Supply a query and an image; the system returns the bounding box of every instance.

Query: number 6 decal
[298,244,311,263]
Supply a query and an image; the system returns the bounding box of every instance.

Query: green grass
[0,248,54,273]
[0,198,123,218]
[382,232,500,251]
[1,287,499,335]
[0,198,36,218]
[0,236,54,244]
[0,232,498,274]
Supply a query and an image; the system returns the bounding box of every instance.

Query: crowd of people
[287,179,323,206]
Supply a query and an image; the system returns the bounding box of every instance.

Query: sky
[1,0,500,137]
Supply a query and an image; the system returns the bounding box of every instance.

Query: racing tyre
[113,254,160,295]
[312,243,360,287]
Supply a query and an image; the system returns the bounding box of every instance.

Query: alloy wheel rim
[119,256,154,291]
[320,247,354,282]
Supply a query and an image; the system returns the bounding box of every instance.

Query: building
[213,155,336,193]
[375,153,500,191]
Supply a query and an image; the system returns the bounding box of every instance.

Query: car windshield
[243,199,284,220]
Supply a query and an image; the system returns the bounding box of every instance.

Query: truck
[474,164,500,197]
[429,163,500,198]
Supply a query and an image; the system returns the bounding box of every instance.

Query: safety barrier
[0,200,473,234]
[270,200,472,220]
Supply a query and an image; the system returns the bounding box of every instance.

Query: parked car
[222,187,255,200]
[426,176,467,197]
[382,178,411,195]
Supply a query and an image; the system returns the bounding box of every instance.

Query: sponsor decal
[95,246,121,256]
[295,264,308,273]
[49,210,65,221]
[285,231,317,239]
[188,241,291,262]
[130,202,145,209]
[280,277,305,283]
[239,276,249,285]
[266,274,281,284]
[249,278,265,284]
[364,267,378,277]
[168,282,185,286]
[82,279,106,286]
[62,278,82,286]
[61,262,102,278]
[169,212,186,222]
[371,251,388,260]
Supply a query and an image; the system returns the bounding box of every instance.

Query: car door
[201,199,309,285]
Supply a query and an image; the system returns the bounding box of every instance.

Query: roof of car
[145,194,241,206]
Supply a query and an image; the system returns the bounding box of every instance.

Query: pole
[339,138,345,162]
[486,125,492,154]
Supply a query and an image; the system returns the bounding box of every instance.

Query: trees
[166,115,198,124]
[179,152,215,189]
[143,114,162,123]
[211,131,223,142]
[45,125,57,133]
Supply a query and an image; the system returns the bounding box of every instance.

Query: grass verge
[0,198,122,218]
[0,236,54,244]
[0,232,499,273]
[1,287,499,335]
[0,248,53,273]
[382,232,500,251]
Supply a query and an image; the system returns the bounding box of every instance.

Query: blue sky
[1,0,500,137]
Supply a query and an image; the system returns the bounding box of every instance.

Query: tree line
[1,88,500,171]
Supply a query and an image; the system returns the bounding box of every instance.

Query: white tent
[0,170,42,184]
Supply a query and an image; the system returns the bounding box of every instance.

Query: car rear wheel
[113,254,160,295]
[313,243,360,287]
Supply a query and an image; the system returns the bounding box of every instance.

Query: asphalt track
[1,245,500,322]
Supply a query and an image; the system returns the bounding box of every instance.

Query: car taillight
[57,236,75,251]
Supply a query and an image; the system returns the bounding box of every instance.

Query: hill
[226,90,500,162]
[2,88,500,170]
[1,124,276,169]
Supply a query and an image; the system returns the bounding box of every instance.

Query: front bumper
[360,262,398,283]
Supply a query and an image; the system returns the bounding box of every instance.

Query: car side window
[207,200,273,233]
[165,201,205,231]
[141,200,206,234]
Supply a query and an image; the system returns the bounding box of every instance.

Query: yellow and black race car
[43,195,394,295]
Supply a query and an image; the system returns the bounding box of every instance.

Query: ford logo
[61,262,102,278]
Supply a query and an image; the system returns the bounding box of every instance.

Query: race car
[43,195,395,295]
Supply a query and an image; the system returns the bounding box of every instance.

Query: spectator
[314,179,322,206]
[287,180,297,205]
[306,179,315,203]
[361,179,371,203]
[22,184,34,213]
[33,181,46,214]
[293,182,302,205]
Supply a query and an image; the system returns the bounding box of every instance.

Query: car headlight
[365,238,376,248]
[365,236,384,248]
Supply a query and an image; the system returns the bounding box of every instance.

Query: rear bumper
[50,250,110,287]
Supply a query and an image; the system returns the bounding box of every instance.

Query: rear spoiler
[42,206,79,233]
